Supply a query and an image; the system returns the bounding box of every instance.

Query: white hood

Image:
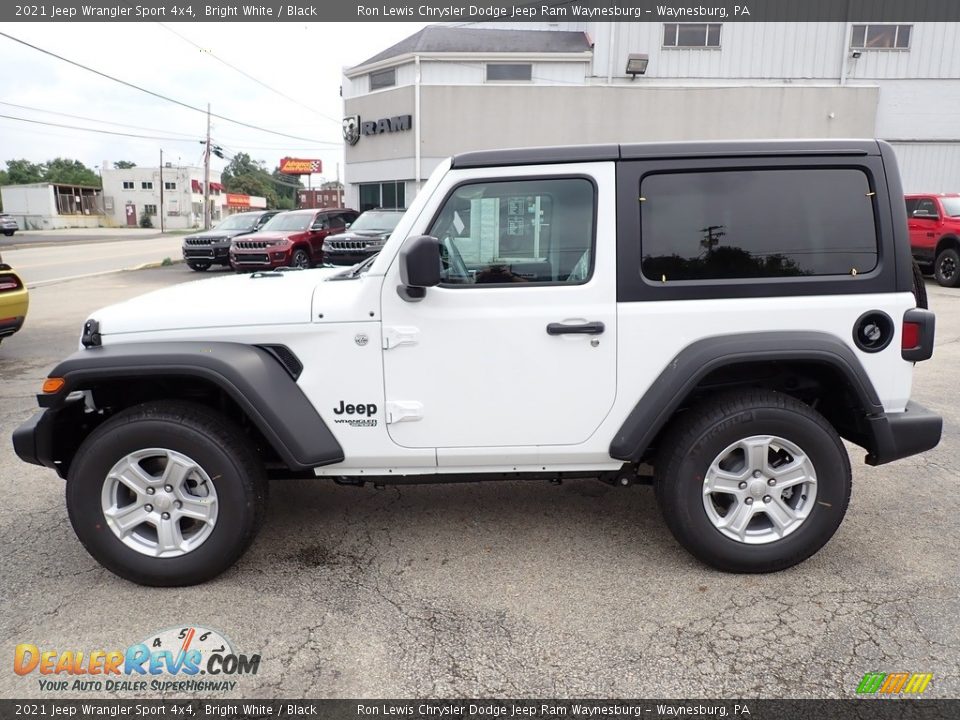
[92,269,341,336]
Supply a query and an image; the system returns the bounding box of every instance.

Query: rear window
[640,168,878,281]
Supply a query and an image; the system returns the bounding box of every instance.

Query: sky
[0,22,431,185]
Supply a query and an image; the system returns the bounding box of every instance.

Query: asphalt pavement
[0,266,957,699]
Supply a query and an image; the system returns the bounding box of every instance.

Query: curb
[131,258,185,271]
[26,258,185,289]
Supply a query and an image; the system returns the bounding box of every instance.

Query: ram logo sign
[856,672,933,695]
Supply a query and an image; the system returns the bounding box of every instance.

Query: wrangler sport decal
[333,401,378,428]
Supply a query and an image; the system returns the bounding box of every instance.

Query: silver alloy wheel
[100,448,219,558]
[702,435,817,545]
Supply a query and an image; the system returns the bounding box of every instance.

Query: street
[0,265,957,699]
[1,232,187,286]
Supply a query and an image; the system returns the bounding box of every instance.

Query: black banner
[1,700,959,720]
[3,0,960,23]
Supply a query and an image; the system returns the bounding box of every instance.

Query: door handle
[546,321,605,335]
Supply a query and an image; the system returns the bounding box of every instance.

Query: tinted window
[640,168,878,281]
[914,199,938,217]
[369,67,396,90]
[486,64,532,81]
[428,177,595,285]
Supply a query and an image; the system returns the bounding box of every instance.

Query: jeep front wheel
[187,262,210,272]
[290,248,310,269]
[655,390,851,573]
[66,401,267,586]
[934,247,960,288]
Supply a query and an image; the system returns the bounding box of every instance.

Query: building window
[164,181,176,190]
[663,23,722,48]
[639,168,878,281]
[359,181,405,212]
[851,24,911,50]
[167,200,179,216]
[141,181,153,190]
[144,204,158,215]
[486,63,533,82]
[122,181,134,190]
[369,67,396,91]
[428,177,595,285]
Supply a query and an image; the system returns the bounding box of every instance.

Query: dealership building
[341,22,960,210]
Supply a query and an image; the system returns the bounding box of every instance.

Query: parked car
[0,213,18,237]
[229,208,359,271]
[182,210,280,272]
[13,140,941,586]
[0,261,28,344]
[322,208,406,266]
[905,193,960,287]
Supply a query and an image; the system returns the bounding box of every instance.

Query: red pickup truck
[906,193,960,287]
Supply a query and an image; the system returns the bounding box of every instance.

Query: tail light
[0,272,23,292]
[902,308,935,362]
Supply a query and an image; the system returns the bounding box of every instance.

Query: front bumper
[230,248,290,269]
[13,409,56,470]
[865,401,942,466]
[183,245,230,264]
[323,246,376,266]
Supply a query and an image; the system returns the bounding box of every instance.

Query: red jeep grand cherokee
[229,208,358,271]
[906,193,960,287]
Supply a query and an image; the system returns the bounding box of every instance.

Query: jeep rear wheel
[655,390,851,573]
[290,248,310,269]
[934,247,960,288]
[66,401,267,586]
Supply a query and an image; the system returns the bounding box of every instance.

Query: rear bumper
[865,401,942,466]
[0,315,25,338]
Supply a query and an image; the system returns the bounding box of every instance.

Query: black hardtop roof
[450,139,883,169]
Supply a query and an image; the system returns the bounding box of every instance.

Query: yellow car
[0,261,28,344]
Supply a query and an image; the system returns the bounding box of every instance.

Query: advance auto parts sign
[279,158,322,175]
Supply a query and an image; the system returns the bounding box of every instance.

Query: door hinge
[382,326,420,350]
[385,401,423,424]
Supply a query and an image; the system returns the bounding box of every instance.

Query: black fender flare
[609,332,884,462]
[38,341,343,471]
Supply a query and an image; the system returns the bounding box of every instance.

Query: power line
[0,113,200,142]
[0,30,338,145]
[157,23,341,126]
[0,100,200,139]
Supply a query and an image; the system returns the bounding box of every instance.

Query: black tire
[187,262,210,272]
[934,247,960,288]
[912,259,928,309]
[66,401,267,586]
[2,230,13,237]
[655,389,851,573]
[290,248,310,269]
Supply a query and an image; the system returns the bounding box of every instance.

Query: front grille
[329,240,369,250]
[235,240,269,250]
[234,253,270,264]
[186,236,225,246]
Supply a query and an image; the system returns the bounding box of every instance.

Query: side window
[915,199,938,217]
[427,177,595,285]
[905,198,919,216]
[640,168,878,281]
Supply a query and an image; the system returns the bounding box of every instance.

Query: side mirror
[345,222,352,229]
[398,235,440,301]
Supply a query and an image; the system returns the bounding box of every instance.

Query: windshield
[261,213,310,232]
[941,198,960,217]
[349,210,404,232]
[215,214,259,232]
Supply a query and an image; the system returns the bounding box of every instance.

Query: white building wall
[101,166,218,229]
[890,143,960,194]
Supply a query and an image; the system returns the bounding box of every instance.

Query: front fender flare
[39,341,343,471]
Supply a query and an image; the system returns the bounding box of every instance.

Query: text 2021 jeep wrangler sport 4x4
[13,140,941,586]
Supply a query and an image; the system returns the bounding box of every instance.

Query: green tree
[5,159,44,185]
[113,160,137,169]
[271,167,302,208]
[43,158,100,186]
[139,209,153,228]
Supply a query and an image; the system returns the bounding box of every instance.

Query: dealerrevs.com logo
[14,626,260,693]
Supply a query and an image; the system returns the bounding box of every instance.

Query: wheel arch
[609,332,885,466]
[30,341,343,476]
[936,234,960,256]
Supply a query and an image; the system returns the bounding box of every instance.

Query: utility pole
[336,162,342,207]
[159,148,165,233]
[203,103,211,230]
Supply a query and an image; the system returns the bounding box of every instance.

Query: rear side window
[640,168,878,281]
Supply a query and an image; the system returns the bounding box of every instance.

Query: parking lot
[0,264,957,699]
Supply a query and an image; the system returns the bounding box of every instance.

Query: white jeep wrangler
[13,140,941,586]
